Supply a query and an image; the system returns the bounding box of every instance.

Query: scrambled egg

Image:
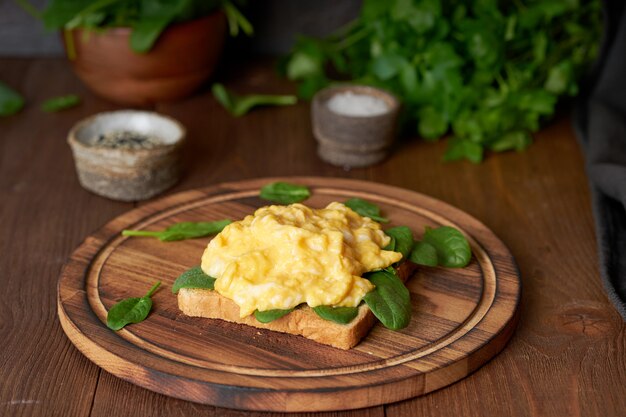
[201,202,402,317]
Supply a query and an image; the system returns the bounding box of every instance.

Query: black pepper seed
[91,130,162,150]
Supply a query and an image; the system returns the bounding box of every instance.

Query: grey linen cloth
[574,0,626,319]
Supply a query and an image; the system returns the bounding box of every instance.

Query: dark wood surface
[1,58,624,416]
[57,177,520,411]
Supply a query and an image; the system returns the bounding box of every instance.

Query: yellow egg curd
[201,202,402,317]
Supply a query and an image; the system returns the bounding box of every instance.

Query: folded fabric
[574,0,626,319]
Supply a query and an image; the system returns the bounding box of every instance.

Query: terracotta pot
[64,12,227,105]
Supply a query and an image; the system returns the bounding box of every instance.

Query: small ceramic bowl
[311,85,400,167]
[68,110,185,201]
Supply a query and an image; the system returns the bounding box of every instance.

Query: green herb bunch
[17,0,252,54]
[284,0,602,162]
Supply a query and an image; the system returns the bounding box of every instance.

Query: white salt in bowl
[67,110,186,201]
[326,90,391,117]
[311,85,400,168]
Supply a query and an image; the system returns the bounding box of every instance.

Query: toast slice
[177,262,417,350]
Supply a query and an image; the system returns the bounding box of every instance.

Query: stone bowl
[311,85,400,168]
[68,110,185,201]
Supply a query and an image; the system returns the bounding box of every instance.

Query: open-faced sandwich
[174,202,415,350]
[115,183,471,348]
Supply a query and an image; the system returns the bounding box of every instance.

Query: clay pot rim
[68,110,186,156]
[67,11,225,38]
[312,85,400,121]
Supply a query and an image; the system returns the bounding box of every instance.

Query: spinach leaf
[107,281,161,331]
[130,0,183,53]
[409,241,438,266]
[384,226,414,260]
[40,0,92,29]
[423,226,471,268]
[363,268,411,330]
[0,81,25,116]
[254,308,293,323]
[122,219,231,241]
[313,305,359,324]
[344,198,389,223]
[41,94,80,112]
[212,83,297,117]
[259,182,310,204]
[172,266,215,293]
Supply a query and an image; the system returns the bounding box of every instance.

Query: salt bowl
[311,85,400,168]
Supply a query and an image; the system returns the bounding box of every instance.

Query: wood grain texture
[0,58,131,417]
[57,177,520,411]
[1,58,625,417]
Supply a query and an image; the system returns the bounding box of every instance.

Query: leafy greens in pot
[22,0,252,53]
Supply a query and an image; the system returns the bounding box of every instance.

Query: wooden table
[1,58,624,417]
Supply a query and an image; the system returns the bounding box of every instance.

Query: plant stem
[63,30,77,61]
[233,94,297,116]
[145,281,161,298]
[332,25,372,52]
[222,1,254,36]
[122,230,161,237]
[14,0,42,19]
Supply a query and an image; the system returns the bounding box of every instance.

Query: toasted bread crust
[177,262,416,350]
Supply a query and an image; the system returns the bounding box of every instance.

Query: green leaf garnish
[212,83,296,117]
[423,226,471,268]
[384,226,414,260]
[409,241,438,266]
[344,198,389,223]
[122,220,231,242]
[106,281,161,331]
[363,268,411,330]
[254,308,294,323]
[259,182,311,204]
[313,305,359,324]
[172,266,215,293]
[0,81,25,116]
[41,94,80,112]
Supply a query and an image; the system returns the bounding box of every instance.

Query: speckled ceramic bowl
[68,110,185,201]
[312,85,400,168]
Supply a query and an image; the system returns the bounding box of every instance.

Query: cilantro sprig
[283,0,602,162]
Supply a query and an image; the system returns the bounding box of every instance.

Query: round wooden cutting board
[58,177,521,412]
